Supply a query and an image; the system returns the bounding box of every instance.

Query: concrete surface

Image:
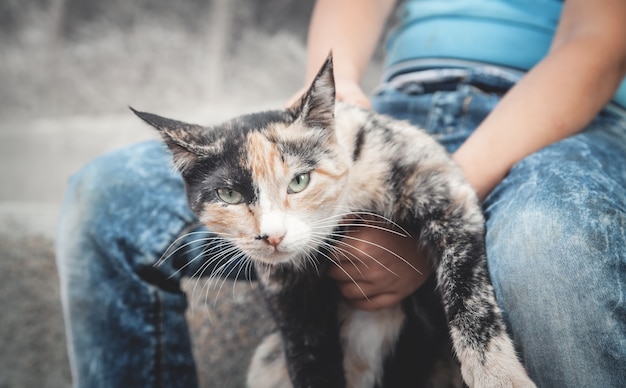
[0,1,386,387]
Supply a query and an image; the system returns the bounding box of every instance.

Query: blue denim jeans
[56,67,626,387]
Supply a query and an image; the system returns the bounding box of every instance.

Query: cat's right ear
[290,54,336,130]
[130,107,221,173]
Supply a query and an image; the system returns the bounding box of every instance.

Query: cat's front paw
[462,364,535,388]
[459,336,536,388]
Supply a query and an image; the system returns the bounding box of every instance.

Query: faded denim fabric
[57,67,626,387]
[56,142,203,387]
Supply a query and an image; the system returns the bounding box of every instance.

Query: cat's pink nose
[261,234,284,248]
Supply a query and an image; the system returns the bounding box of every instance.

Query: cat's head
[133,55,350,267]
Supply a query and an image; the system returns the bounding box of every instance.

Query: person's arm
[288,0,396,108]
[325,0,626,311]
[454,0,626,199]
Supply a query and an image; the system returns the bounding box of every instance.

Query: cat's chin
[248,250,299,266]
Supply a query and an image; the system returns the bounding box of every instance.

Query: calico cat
[132,55,535,387]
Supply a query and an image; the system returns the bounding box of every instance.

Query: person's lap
[57,72,626,386]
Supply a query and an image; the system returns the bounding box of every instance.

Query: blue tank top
[385,0,626,108]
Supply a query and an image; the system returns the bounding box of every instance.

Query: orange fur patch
[245,132,281,183]
[316,166,348,180]
[202,203,249,237]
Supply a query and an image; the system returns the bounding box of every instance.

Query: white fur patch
[247,332,293,388]
[451,329,536,388]
[340,304,406,388]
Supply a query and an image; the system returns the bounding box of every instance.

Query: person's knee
[57,141,180,263]
[59,146,140,236]
[487,203,578,300]
[66,155,120,215]
[486,174,623,308]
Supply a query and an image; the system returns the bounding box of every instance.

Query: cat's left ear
[291,54,336,130]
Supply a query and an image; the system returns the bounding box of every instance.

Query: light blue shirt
[385,0,626,108]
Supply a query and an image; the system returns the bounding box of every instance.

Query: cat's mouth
[249,252,296,266]
[245,245,307,266]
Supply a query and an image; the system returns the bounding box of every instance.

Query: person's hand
[286,78,371,109]
[326,217,433,311]
[334,78,371,108]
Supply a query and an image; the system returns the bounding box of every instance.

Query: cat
[132,55,535,388]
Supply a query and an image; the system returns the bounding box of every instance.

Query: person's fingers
[335,82,371,109]
[337,90,371,109]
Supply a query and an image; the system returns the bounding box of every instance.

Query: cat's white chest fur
[339,304,406,388]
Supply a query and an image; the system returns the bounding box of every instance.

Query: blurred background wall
[2,0,318,119]
[0,1,386,386]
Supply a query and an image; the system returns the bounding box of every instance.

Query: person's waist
[376,63,523,96]
[374,64,626,116]
[385,17,554,78]
[379,61,626,111]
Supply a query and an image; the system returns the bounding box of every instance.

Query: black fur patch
[352,126,366,161]
[227,110,296,133]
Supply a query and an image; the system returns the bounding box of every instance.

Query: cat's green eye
[216,188,244,204]
[288,173,311,194]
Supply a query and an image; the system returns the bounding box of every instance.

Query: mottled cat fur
[133,56,535,387]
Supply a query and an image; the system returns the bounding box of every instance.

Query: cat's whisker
[166,242,216,287]
[324,208,413,237]
[306,236,369,277]
[242,258,256,289]
[312,221,410,238]
[302,252,322,276]
[179,242,217,308]
[304,236,371,282]
[316,249,369,301]
[312,234,399,278]
[313,211,356,224]
[213,253,251,308]
[340,233,423,275]
[191,258,221,304]
[189,245,242,303]
[306,234,368,266]
[311,212,411,237]
[155,232,226,268]
[320,242,368,280]
[186,258,223,315]
[154,230,208,267]
[163,236,231,280]
[228,255,256,299]
[311,231,422,277]
[202,246,243,286]
[206,251,248,295]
